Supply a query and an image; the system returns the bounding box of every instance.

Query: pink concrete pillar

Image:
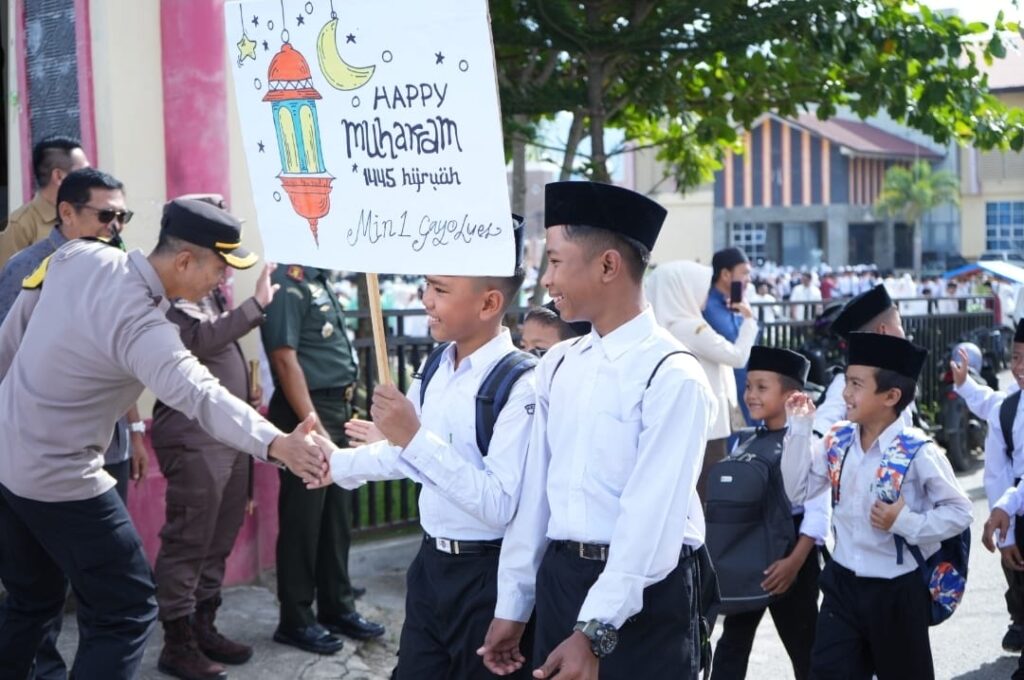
[160,0,231,202]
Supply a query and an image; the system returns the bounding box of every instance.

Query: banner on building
[225,0,512,275]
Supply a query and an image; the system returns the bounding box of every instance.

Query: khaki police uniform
[0,192,57,269]
[261,265,360,630]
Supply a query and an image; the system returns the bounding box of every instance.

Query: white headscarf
[646,260,715,340]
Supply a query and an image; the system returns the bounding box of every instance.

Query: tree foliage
[876,160,960,225]
[491,0,1024,188]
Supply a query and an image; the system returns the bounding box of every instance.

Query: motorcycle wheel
[943,401,971,472]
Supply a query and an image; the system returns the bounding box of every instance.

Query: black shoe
[1004,625,1024,653]
[353,586,366,600]
[272,623,344,655]
[318,612,385,641]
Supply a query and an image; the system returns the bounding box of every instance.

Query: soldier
[262,266,385,654]
[0,198,328,679]
[150,197,278,680]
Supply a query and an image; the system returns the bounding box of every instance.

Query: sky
[924,0,1021,22]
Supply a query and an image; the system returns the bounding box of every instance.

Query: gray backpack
[705,432,796,615]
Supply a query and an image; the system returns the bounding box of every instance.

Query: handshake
[266,384,420,489]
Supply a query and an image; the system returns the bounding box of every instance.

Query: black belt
[310,384,355,402]
[556,540,697,563]
[423,533,502,556]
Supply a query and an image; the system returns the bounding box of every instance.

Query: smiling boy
[781,333,971,679]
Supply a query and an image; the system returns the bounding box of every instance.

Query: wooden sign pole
[364,273,392,387]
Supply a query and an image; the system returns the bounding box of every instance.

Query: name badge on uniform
[322,321,335,338]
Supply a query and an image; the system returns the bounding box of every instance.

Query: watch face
[597,627,618,656]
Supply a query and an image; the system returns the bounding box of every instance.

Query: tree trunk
[530,111,586,305]
[511,114,528,217]
[912,219,923,272]
[584,5,609,183]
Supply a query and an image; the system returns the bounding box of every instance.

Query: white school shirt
[781,416,972,578]
[494,308,716,628]
[955,378,1024,546]
[813,373,914,436]
[328,329,535,540]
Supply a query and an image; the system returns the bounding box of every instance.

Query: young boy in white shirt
[478,181,716,680]
[315,217,536,679]
[954,322,1024,653]
[782,333,972,680]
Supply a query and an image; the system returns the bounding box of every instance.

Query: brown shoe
[194,596,254,665]
[158,617,227,680]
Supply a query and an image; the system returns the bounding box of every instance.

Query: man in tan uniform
[0,137,89,268]
[0,199,328,679]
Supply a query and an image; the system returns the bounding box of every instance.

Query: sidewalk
[57,534,420,679]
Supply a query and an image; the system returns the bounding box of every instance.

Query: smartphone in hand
[730,280,743,305]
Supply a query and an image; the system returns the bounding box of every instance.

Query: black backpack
[705,432,796,616]
[416,343,537,456]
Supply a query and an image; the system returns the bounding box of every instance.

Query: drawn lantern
[263,42,333,246]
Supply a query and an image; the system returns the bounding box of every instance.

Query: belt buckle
[344,385,355,402]
[435,538,459,555]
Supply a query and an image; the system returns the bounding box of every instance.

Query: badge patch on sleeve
[286,265,304,282]
[525,404,536,415]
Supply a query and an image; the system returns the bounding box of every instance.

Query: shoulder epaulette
[22,255,52,290]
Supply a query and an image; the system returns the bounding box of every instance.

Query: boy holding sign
[317,217,535,679]
[480,182,716,679]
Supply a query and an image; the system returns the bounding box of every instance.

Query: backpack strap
[416,342,451,407]
[876,428,932,566]
[1001,391,1021,461]
[824,421,857,507]
[646,350,695,389]
[475,350,538,457]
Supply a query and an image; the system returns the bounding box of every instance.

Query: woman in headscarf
[647,260,758,500]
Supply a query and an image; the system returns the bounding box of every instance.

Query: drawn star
[258,141,266,153]
[352,163,359,173]
[346,33,356,44]
[435,51,445,65]
[251,15,259,28]
[296,14,305,26]
[262,40,269,51]
[236,34,257,65]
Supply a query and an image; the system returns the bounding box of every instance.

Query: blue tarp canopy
[943,260,1024,284]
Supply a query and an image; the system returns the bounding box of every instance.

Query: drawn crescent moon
[316,18,375,91]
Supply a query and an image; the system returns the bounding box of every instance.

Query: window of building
[730,222,767,261]
[985,201,1024,251]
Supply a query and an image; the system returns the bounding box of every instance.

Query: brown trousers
[154,444,249,621]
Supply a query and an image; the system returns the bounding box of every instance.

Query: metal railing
[342,299,997,534]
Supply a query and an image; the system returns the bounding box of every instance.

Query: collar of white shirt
[852,415,908,455]
[589,306,657,361]
[439,327,517,377]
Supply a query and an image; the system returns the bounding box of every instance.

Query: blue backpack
[416,343,537,456]
[825,422,970,625]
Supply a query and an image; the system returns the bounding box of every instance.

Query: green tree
[875,160,960,271]
[494,1,1024,185]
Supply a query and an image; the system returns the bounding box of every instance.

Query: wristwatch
[573,620,618,658]
[128,421,146,435]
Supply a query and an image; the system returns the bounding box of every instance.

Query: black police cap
[161,198,258,270]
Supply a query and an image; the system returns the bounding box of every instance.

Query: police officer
[263,266,385,654]
[0,197,328,679]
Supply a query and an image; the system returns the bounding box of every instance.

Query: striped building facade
[713,114,942,269]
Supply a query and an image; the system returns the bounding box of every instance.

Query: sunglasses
[76,204,134,225]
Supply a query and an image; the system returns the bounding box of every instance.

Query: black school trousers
[810,560,932,680]
[533,541,699,680]
[711,542,821,680]
[395,540,529,680]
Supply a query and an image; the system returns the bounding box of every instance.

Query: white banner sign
[225,0,513,275]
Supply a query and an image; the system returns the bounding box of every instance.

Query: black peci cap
[544,181,667,251]
[512,213,526,270]
[846,332,927,381]
[711,247,749,276]
[161,199,258,270]
[1015,321,1024,344]
[747,346,811,386]
[831,285,894,339]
